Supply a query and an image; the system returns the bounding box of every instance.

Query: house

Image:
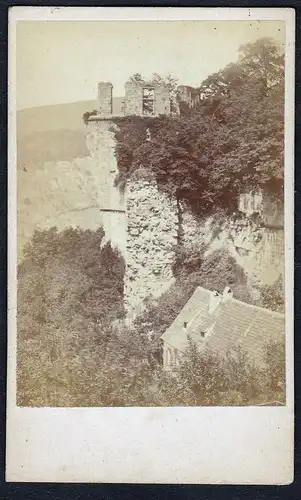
[161,286,285,370]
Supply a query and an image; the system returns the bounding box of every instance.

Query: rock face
[84,119,284,311]
[180,210,284,287]
[124,173,178,317]
[85,120,126,256]
[17,153,106,261]
[209,217,284,286]
[18,113,284,312]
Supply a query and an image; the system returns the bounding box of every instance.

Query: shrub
[82,109,98,124]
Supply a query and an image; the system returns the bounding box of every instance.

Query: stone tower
[85,79,176,318]
[97,82,113,115]
[86,82,126,255]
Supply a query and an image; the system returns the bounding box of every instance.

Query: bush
[112,40,284,216]
[17,227,125,406]
[82,109,98,124]
[157,339,285,406]
[260,275,285,313]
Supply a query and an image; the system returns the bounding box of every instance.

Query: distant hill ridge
[17,97,125,259]
[17,97,124,135]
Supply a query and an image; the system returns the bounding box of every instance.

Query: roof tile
[161,287,285,367]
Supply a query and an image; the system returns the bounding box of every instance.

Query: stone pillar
[97,82,113,115]
[124,81,143,116]
[154,83,171,115]
[124,173,178,317]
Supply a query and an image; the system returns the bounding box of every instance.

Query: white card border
[7,7,295,484]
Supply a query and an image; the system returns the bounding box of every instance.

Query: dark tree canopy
[113,38,284,215]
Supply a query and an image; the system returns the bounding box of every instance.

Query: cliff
[17,116,284,316]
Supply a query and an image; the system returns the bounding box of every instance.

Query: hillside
[16,37,285,408]
[17,97,124,135]
[17,99,126,259]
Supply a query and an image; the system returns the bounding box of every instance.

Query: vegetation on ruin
[82,109,98,124]
[17,38,285,408]
[18,228,284,407]
[113,38,284,215]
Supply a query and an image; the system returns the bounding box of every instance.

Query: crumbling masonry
[84,80,285,318]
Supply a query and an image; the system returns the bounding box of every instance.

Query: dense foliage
[82,109,98,124]
[17,229,285,407]
[113,38,284,214]
[157,339,285,406]
[260,274,285,313]
[17,38,285,408]
[17,228,125,406]
[134,249,252,339]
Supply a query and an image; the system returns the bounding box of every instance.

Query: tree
[199,37,284,100]
[260,275,285,313]
[157,340,268,406]
[114,38,284,214]
[262,340,285,404]
[128,73,144,83]
[17,227,125,406]
[238,37,284,92]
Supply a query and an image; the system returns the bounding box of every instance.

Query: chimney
[222,286,233,303]
[209,290,222,314]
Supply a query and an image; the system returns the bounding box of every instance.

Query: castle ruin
[84,79,285,318]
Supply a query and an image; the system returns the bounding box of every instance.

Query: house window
[142,87,155,116]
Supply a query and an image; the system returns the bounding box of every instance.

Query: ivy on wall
[109,38,284,216]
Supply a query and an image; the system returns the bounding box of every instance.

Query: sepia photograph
[6,6,295,485]
[15,17,288,409]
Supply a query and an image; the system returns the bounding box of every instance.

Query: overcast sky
[16,20,285,110]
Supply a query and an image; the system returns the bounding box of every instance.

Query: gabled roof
[161,286,214,352]
[204,299,284,367]
[161,287,285,367]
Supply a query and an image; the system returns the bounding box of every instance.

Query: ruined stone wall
[154,83,171,115]
[83,118,284,316]
[124,81,143,116]
[124,172,178,317]
[97,82,113,115]
[180,207,212,250]
[85,119,126,255]
[257,229,284,284]
[124,80,171,117]
[262,196,284,228]
[177,85,201,109]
